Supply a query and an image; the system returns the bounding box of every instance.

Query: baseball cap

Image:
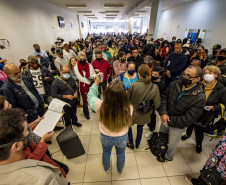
[213,44,221,50]
[56,48,63,54]
[183,43,189,48]
[28,56,38,63]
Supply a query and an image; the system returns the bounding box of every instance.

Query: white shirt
[30,68,45,95]
[74,63,96,85]
[32,50,48,63]
[63,49,78,60]
[54,56,69,71]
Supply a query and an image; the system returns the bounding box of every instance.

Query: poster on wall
[71,21,75,28]
[0,39,10,49]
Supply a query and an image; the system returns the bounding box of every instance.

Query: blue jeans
[101,133,128,173]
[128,125,144,146]
[159,123,186,160]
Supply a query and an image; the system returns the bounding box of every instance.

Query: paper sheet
[48,98,70,113]
[33,110,62,137]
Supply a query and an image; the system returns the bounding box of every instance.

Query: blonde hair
[68,57,77,70]
[99,80,132,132]
[203,65,221,79]
[78,51,86,59]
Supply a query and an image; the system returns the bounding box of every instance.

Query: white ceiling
[45,0,194,21]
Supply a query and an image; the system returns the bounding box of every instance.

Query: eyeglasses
[0,128,30,149]
[13,71,21,76]
[183,73,198,79]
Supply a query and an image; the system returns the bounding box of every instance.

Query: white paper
[33,110,62,137]
[48,98,70,113]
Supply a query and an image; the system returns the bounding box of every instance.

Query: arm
[89,64,97,78]
[54,60,61,71]
[159,84,170,116]
[127,84,134,101]
[0,88,17,108]
[152,85,161,110]
[113,61,120,76]
[51,81,63,99]
[213,87,226,113]
[24,142,48,160]
[74,65,91,84]
[107,61,113,75]
[169,94,206,128]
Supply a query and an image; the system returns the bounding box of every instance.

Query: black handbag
[138,83,154,113]
[200,167,223,185]
[148,132,168,157]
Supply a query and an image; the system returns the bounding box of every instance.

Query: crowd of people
[0,32,225,185]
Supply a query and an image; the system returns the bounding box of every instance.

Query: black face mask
[121,59,126,63]
[181,77,192,85]
[152,76,159,80]
[80,59,86,65]
[212,50,217,56]
[21,63,27,67]
[218,56,226,61]
[128,70,135,75]
[97,58,102,62]
[35,49,40,53]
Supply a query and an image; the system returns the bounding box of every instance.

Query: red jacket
[92,59,113,82]
[24,141,66,177]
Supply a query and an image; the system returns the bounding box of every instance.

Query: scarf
[77,61,90,94]
[202,80,217,100]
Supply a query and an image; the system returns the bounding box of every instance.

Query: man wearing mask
[157,66,206,162]
[127,46,144,71]
[208,44,221,61]
[54,49,69,71]
[164,43,187,87]
[92,44,107,61]
[32,44,50,67]
[207,48,226,86]
[92,51,112,96]
[51,65,81,127]
[0,64,45,122]
[22,56,54,105]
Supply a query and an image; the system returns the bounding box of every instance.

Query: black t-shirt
[153,81,165,95]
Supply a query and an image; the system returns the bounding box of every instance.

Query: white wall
[157,0,226,51]
[0,0,80,65]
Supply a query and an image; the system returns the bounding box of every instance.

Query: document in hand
[33,98,70,137]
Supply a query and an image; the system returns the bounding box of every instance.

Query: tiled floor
[49,108,219,185]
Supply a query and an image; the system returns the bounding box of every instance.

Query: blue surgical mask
[63,73,71,79]
[182,49,187,53]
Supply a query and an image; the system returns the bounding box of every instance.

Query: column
[148,0,162,41]
[128,17,133,34]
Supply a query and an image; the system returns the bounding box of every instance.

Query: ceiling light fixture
[67,5,87,8]
[77,11,92,13]
[105,11,120,13]
[84,14,95,16]
[106,14,117,16]
[104,4,123,8]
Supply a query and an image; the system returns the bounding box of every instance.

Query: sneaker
[145,131,153,138]
[184,175,193,185]
[105,168,110,173]
[117,169,122,175]
[135,143,140,149]
[181,135,190,141]
[127,143,134,150]
[85,116,90,120]
[196,145,202,153]
[72,122,82,127]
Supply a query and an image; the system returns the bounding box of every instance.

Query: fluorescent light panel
[67,5,86,8]
[104,4,123,8]
[84,14,95,16]
[105,11,120,13]
[106,14,117,16]
[77,11,92,13]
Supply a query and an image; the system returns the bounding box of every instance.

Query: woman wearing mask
[87,74,133,174]
[109,42,118,60]
[127,64,161,149]
[181,65,226,153]
[113,51,128,79]
[74,52,96,120]
[191,46,208,68]
[117,61,139,91]
[159,40,171,60]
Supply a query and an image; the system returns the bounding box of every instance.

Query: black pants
[63,103,78,127]
[186,124,205,146]
[27,106,46,123]
[46,149,69,174]
[192,175,207,185]
[98,81,107,97]
[147,110,156,132]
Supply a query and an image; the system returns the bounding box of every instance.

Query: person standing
[127,46,144,71]
[127,64,161,149]
[51,65,82,127]
[113,51,128,79]
[88,74,133,174]
[54,49,69,71]
[92,51,113,96]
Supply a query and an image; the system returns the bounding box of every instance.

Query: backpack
[148,132,168,157]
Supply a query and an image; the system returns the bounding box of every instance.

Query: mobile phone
[204,107,209,111]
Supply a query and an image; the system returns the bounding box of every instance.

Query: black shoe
[135,143,140,149]
[46,141,52,145]
[196,145,202,153]
[85,116,90,120]
[72,122,82,127]
[127,143,134,150]
[156,155,173,162]
[181,135,190,141]
[54,126,64,131]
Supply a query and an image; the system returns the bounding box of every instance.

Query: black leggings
[186,124,205,146]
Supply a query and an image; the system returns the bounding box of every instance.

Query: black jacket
[51,77,78,105]
[0,77,44,116]
[22,65,54,96]
[159,80,206,129]
[199,81,226,124]
[127,55,144,71]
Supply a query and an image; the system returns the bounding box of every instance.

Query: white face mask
[203,74,215,82]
